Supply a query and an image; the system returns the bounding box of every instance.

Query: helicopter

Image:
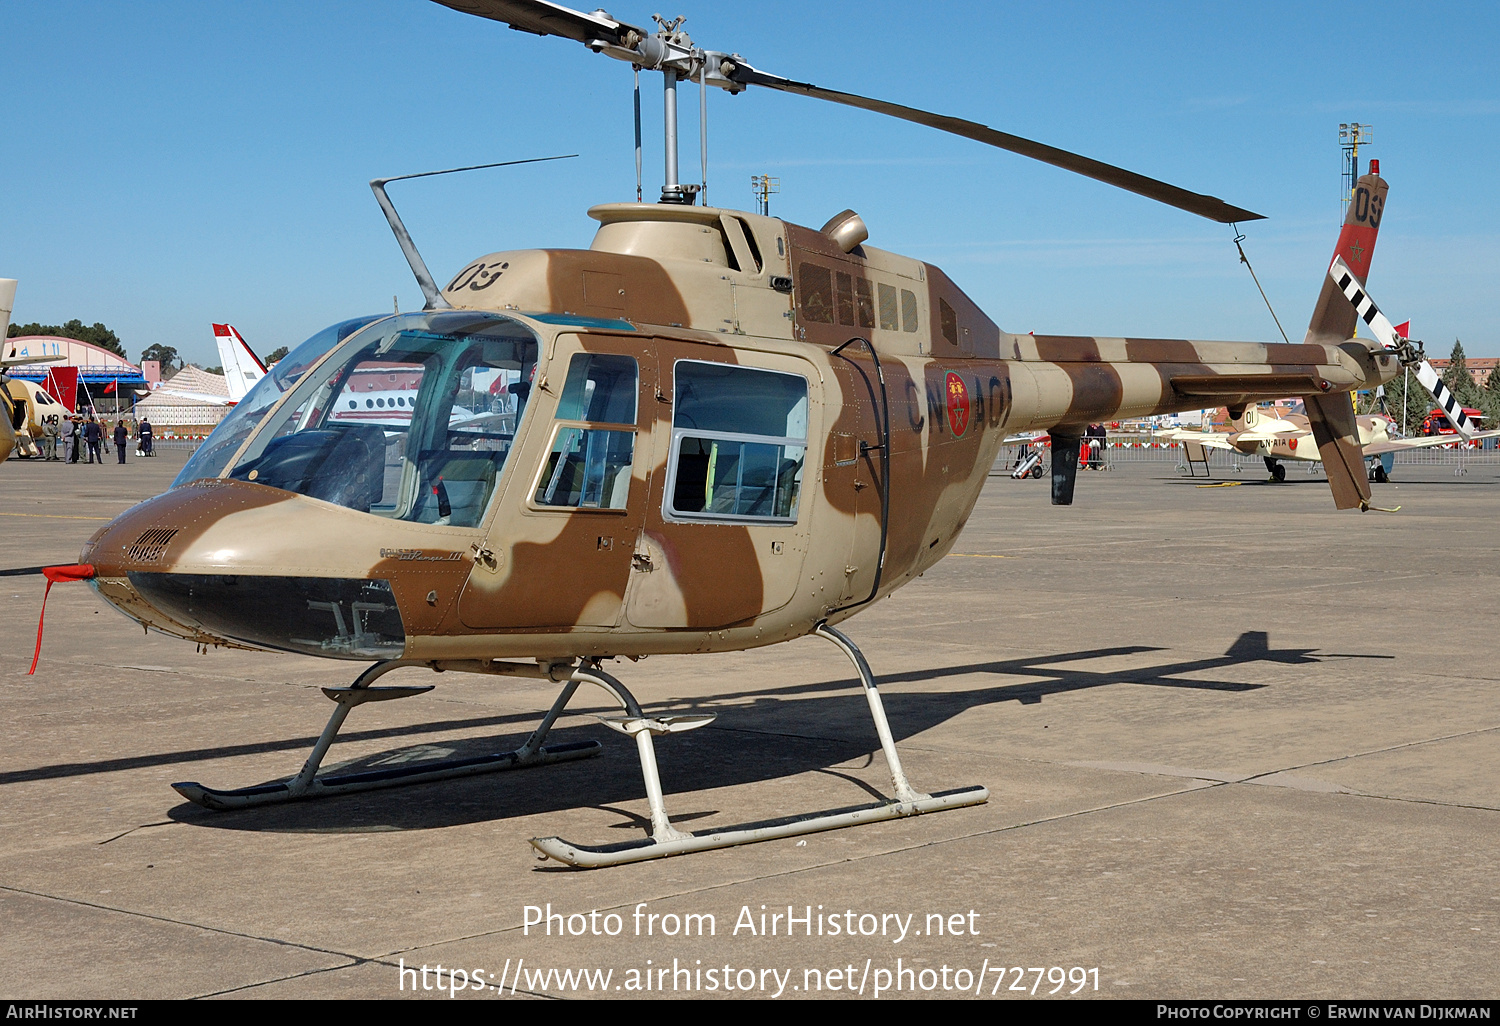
[60,0,1410,868]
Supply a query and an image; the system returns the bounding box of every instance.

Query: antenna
[369,154,578,310]
[1339,122,1373,214]
[750,174,780,216]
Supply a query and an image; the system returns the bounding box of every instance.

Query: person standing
[41,413,60,461]
[138,416,154,456]
[66,416,81,463]
[84,415,103,464]
[114,419,128,464]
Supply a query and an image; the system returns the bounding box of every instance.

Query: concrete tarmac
[1,451,1495,1000]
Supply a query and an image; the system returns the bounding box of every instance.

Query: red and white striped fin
[212,324,267,403]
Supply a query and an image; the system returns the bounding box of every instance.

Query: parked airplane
[152,324,268,406]
[2,378,73,457]
[1165,401,1499,482]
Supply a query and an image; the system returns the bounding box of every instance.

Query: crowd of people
[28,411,154,464]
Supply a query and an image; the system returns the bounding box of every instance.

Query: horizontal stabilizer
[1172,373,1330,398]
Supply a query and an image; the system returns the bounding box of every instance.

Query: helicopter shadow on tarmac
[145,630,1390,834]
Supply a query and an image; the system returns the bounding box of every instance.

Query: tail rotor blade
[1328,257,1475,439]
[1413,361,1476,439]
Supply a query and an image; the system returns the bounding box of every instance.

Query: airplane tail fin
[213,324,267,403]
[1301,162,1389,510]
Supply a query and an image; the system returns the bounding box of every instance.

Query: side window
[855,278,875,329]
[798,263,834,324]
[939,297,958,345]
[901,289,919,332]
[668,362,808,524]
[878,283,900,331]
[533,353,637,510]
[835,271,856,327]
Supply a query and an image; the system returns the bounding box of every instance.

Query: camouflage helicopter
[66,0,1413,868]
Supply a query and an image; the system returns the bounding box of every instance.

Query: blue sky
[4,1,1497,367]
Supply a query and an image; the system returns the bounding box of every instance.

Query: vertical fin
[1301,165,1387,509]
[1303,392,1371,510]
[1305,170,1388,345]
[1049,431,1081,505]
[213,324,267,403]
[0,279,15,340]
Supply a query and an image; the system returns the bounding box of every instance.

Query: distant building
[1429,357,1498,388]
[133,365,233,435]
[1,335,145,409]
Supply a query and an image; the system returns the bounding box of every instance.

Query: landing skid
[173,661,602,809]
[174,625,988,867]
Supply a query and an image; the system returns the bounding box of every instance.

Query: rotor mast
[599,13,723,204]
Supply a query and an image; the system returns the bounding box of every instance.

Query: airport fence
[992,436,1500,476]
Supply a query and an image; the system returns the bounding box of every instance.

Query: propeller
[1328,257,1475,439]
[431,0,1263,224]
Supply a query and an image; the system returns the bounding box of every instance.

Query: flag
[44,367,79,413]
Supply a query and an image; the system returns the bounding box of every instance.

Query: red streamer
[28,565,95,676]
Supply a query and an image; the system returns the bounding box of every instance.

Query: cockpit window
[222,311,539,527]
[174,315,380,488]
[532,352,638,510]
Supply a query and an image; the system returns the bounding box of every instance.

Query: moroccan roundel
[944,371,970,436]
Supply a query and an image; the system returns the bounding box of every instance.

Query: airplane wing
[150,388,233,406]
[1,354,65,369]
[1158,430,1237,451]
[1363,430,1500,456]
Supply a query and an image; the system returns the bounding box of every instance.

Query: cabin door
[625,340,814,630]
[459,333,650,629]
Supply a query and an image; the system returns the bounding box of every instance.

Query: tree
[7,318,127,358]
[1376,367,1432,436]
[1481,366,1500,429]
[265,346,289,365]
[1442,339,1481,406]
[139,343,182,373]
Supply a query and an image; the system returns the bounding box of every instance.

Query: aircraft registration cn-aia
[53,1,1414,867]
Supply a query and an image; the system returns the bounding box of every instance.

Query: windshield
[222,311,539,527]
[174,315,381,487]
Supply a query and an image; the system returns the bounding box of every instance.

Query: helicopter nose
[80,478,305,645]
[80,477,468,658]
[82,478,295,579]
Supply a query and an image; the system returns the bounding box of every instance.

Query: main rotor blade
[430,0,1264,223]
[431,0,645,48]
[727,63,1263,224]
